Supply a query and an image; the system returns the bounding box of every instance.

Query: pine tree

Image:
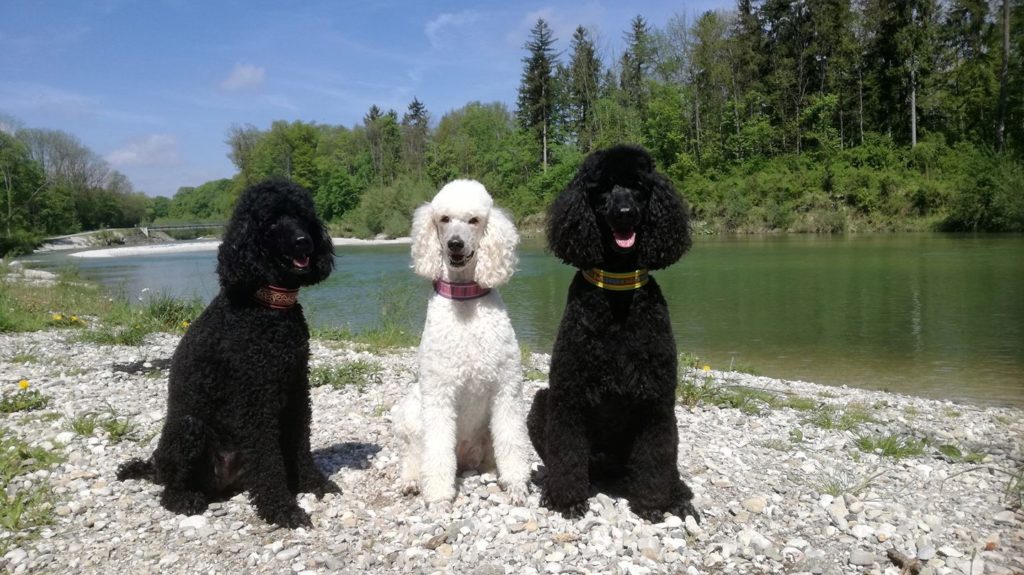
[620,15,654,118]
[401,98,430,176]
[516,18,558,170]
[567,26,602,151]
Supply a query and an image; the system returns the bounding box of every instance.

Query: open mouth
[291,255,310,270]
[612,228,637,251]
[448,251,474,267]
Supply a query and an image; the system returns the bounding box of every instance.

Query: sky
[1,0,732,198]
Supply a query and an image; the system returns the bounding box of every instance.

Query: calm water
[22,234,1024,406]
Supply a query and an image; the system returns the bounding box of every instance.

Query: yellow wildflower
[52,313,63,321]
[71,315,78,321]
[702,365,711,373]
[18,379,29,390]
[181,320,190,328]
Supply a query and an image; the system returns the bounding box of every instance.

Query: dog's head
[547,144,691,270]
[410,179,519,288]
[217,179,335,294]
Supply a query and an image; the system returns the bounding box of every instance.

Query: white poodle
[392,179,531,504]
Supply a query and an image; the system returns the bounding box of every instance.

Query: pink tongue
[293,256,310,268]
[613,230,636,248]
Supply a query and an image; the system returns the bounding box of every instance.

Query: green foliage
[935,443,985,463]
[0,389,50,413]
[310,360,382,391]
[8,0,1024,241]
[77,291,201,345]
[98,407,137,443]
[0,428,63,534]
[805,405,876,430]
[855,434,926,458]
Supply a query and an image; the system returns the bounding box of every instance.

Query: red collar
[433,279,491,300]
[253,285,299,309]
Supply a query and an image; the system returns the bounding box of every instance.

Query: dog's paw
[308,479,342,499]
[161,490,208,517]
[426,499,454,514]
[401,480,420,496]
[672,500,701,524]
[539,493,588,519]
[501,481,528,506]
[262,505,312,529]
[422,483,456,504]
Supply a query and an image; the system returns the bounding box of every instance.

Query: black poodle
[117,179,338,528]
[527,144,700,522]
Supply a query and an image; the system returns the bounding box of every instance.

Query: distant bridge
[138,222,225,237]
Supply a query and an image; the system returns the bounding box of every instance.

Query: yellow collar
[581,268,649,291]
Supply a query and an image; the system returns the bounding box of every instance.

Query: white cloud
[106,134,179,168]
[220,63,266,92]
[424,11,480,48]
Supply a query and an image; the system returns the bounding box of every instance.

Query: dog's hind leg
[152,414,213,516]
[490,373,531,504]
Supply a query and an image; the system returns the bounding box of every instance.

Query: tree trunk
[910,64,918,148]
[694,94,702,165]
[858,66,865,146]
[996,0,1010,152]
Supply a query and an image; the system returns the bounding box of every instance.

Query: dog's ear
[311,221,335,282]
[475,207,519,288]
[638,171,692,270]
[410,202,442,280]
[547,181,603,269]
[217,202,265,294]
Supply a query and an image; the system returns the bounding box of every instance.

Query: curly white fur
[393,179,531,504]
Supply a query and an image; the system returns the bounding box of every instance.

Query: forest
[2,0,1023,255]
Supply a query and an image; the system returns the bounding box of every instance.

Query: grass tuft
[935,444,986,464]
[310,360,382,391]
[0,428,64,536]
[805,404,876,430]
[855,433,925,458]
[0,389,50,414]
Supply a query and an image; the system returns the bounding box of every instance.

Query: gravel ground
[1,328,1022,575]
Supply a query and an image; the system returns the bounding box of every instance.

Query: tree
[226,123,262,185]
[0,132,45,240]
[517,18,558,170]
[401,98,431,176]
[996,0,1010,151]
[566,26,602,151]
[620,15,655,117]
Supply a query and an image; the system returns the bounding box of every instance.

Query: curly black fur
[528,144,699,522]
[116,179,338,528]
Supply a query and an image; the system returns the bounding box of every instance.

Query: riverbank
[1,323,1021,574]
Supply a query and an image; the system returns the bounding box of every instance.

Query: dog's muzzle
[447,250,475,267]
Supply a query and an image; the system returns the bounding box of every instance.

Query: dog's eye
[468,217,479,225]
[440,215,450,223]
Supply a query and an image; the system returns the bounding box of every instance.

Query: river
[20,233,1024,406]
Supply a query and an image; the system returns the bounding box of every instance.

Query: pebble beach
[1,319,1021,575]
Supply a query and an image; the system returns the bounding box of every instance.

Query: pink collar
[433,279,491,300]
[253,285,299,309]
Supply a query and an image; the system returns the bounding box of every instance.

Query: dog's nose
[447,237,464,252]
[294,235,312,253]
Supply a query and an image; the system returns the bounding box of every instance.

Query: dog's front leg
[625,401,699,523]
[418,383,458,503]
[537,391,591,517]
[247,428,312,528]
[281,385,340,498]
[490,373,531,504]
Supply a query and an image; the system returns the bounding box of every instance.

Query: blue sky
[1,0,731,197]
